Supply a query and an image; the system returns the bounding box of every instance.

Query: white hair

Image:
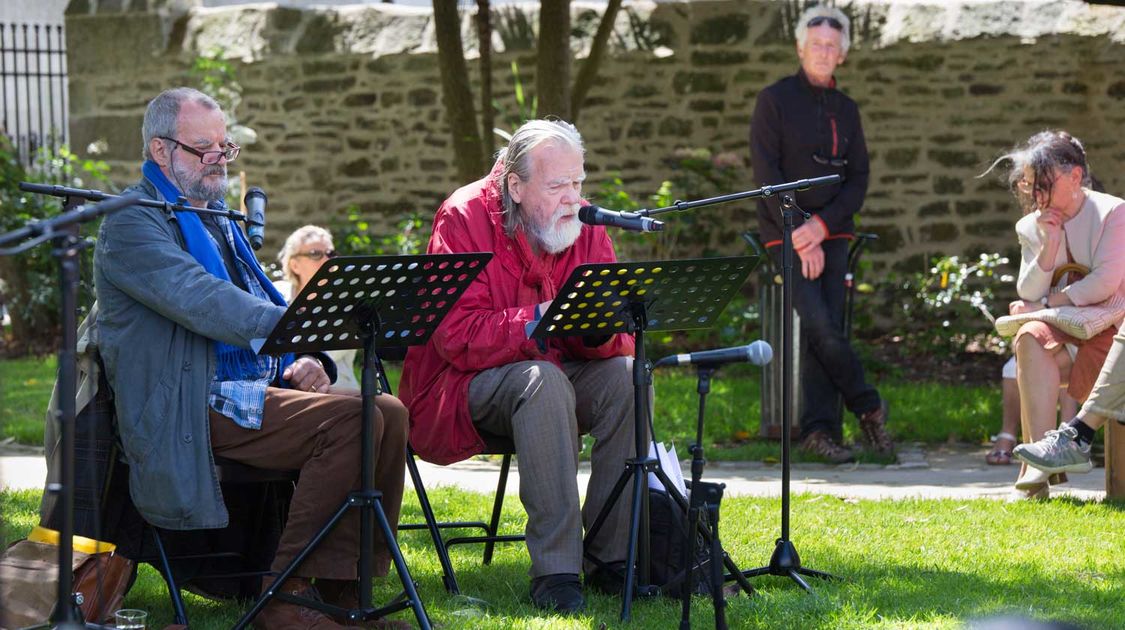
[494,119,585,235]
[795,5,851,55]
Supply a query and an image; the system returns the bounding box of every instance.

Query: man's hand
[284,355,330,394]
[791,219,827,254]
[798,244,825,280]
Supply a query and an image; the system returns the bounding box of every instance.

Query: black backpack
[648,482,725,598]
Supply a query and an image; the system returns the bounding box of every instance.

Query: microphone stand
[18,182,253,225]
[739,192,837,591]
[1,193,143,629]
[629,178,844,594]
[636,175,841,219]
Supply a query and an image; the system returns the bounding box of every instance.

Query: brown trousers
[208,387,408,580]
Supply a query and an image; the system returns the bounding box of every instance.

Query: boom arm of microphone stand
[18,181,249,223]
[635,174,842,218]
[0,193,145,255]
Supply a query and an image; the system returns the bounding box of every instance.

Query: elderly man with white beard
[400,119,643,614]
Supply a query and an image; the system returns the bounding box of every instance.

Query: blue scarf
[142,160,294,382]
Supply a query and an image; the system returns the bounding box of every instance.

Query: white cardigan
[1015,189,1125,307]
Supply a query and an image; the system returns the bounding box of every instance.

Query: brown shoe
[859,402,895,455]
[800,430,854,464]
[316,579,414,630]
[254,577,362,630]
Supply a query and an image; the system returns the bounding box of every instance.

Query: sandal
[986,431,1017,465]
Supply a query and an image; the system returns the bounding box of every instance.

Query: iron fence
[1,21,67,167]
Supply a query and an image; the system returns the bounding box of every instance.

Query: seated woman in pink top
[988,130,1125,499]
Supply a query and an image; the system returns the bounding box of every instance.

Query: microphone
[578,205,664,232]
[653,340,773,369]
[244,187,267,250]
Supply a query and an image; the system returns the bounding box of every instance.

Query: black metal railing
[1,22,68,167]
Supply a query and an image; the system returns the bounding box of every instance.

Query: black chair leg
[406,451,462,594]
[150,527,189,626]
[482,453,511,566]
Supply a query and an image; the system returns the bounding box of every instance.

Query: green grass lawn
[3,487,1122,629]
[0,357,1001,462]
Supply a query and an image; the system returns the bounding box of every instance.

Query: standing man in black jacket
[750,5,893,463]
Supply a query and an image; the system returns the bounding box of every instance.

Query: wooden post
[1106,420,1125,498]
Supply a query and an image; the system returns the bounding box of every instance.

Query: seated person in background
[987,130,1125,499]
[95,87,408,629]
[275,225,359,391]
[1016,334,1125,473]
[986,356,1075,465]
[400,119,643,614]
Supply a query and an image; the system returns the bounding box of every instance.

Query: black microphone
[653,340,773,369]
[578,205,664,232]
[244,187,267,250]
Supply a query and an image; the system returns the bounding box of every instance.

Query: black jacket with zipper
[749,68,870,248]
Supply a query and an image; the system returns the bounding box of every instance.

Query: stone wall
[65,0,1125,272]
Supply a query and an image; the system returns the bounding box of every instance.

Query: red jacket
[400,165,635,464]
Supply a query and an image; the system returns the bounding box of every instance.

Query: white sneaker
[1013,464,1051,490]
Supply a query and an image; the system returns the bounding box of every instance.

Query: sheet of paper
[647,442,687,499]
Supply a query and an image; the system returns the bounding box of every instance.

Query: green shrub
[0,138,111,356]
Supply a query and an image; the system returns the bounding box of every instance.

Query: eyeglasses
[807,16,844,30]
[293,249,337,261]
[812,153,847,168]
[1016,172,1063,199]
[159,136,240,165]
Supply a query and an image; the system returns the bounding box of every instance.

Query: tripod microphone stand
[0,192,143,628]
[679,366,727,630]
[534,257,756,621]
[740,192,837,592]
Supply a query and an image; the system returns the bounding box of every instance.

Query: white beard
[528,205,583,254]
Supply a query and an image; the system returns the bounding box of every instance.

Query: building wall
[64,0,1125,270]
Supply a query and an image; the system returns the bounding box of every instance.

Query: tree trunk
[477,0,494,161]
[570,0,623,123]
[433,0,486,182]
[535,0,571,120]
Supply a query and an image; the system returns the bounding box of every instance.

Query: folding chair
[146,458,298,626]
[371,349,525,596]
[400,435,525,595]
[53,352,299,627]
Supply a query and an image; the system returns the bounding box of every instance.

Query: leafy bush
[0,138,111,356]
[859,252,1014,357]
[331,207,429,257]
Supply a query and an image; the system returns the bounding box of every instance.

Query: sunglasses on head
[807,16,844,30]
[294,249,337,261]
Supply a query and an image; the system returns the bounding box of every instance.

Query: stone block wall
[64,0,1125,272]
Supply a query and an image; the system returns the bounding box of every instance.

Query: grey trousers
[1083,331,1125,423]
[468,356,647,578]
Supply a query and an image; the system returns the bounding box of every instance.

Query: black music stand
[531,256,758,621]
[235,253,491,630]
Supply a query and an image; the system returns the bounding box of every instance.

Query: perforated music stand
[236,252,492,630]
[531,255,758,621]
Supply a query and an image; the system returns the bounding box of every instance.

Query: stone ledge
[66,1,1125,63]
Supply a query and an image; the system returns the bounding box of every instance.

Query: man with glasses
[94,87,410,629]
[750,6,893,463]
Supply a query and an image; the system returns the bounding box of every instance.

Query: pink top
[1015,189,1125,307]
